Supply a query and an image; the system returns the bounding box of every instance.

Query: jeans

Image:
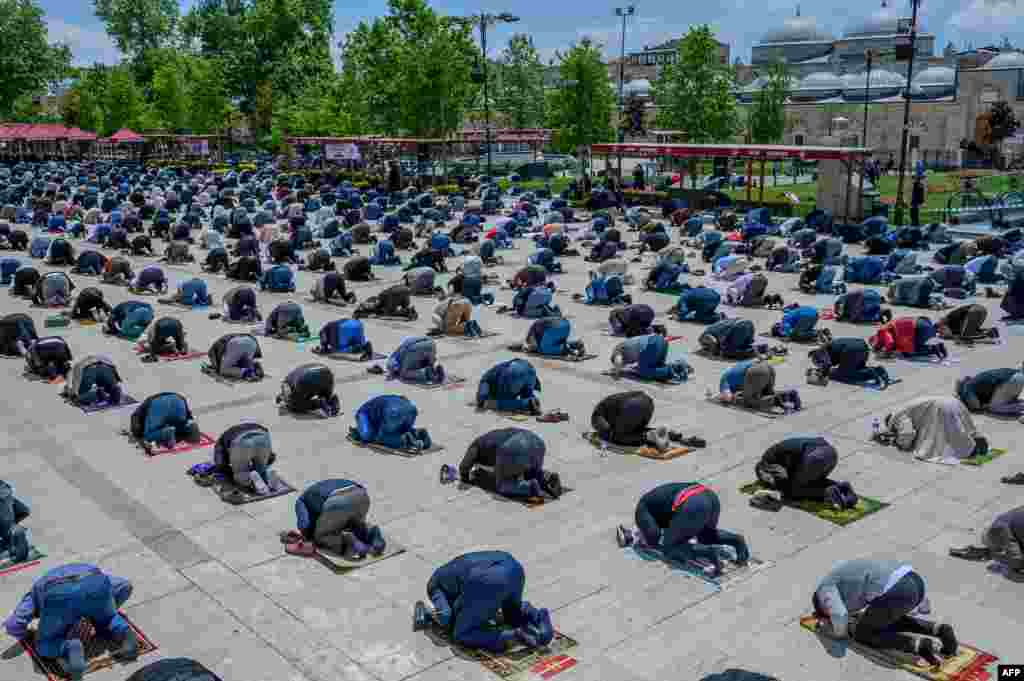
[853,572,935,652]
[784,446,838,501]
[636,490,749,566]
[35,570,132,659]
[78,365,121,405]
[0,482,30,559]
[442,558,525,652]
[142,395,190,445]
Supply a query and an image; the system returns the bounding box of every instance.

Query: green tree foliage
[747,61,789,144]
[104,66,146,132]
[93,0,179,61]
[496,34,545,129]
[0,0,73,119]
[989,100,1021,144]
[546,38,616,153]
[151,55,190,130]
[185,57,231,134]
[652,25,737,143]
[339,0,479,137]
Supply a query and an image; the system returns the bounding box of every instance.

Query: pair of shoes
[285,540,317,557]
[949,545,991,561]
[279,529,303,544]
[750,490,783,511]
[366,365,384,375]
[439,464,457,485]
[681,436,707,448]
[1002,472,1024,485]
[541,471,563,499]
[536,410,568,423]
[616,525,635,548]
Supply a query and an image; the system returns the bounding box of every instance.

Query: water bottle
[872,418,881,438]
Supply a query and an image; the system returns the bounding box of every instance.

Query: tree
[546,38,616,154]
[93,0,179,61]
[104,66,146,132]
[151,57,190,130]
[747,61,788,144]
[496,34,545,129]
[339,0,478,137]
[989,101,1021,145]
[0,0,72,120]
[186,57,232,134]
[621,94,646,137]
[652,25,737,143]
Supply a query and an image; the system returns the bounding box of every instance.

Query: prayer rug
[960,448,1007,467]
[303,296,352,308]
[311,348,387,361]
[201,475,296,506]
[200,364,267,385]
[396,374,466,391]
[73,394,139,414]
[706,396,784,419]
[20,613,159,681]
[738,481,889,526]
[799,614,997,681]
[248,328,316,344]
[346,434,445,458]
[121,429,216,457]
[426,621,578,681]
[581,432,692,460]
[156,299,211,311]
[508,347,597,363]
[132,345,206,362]
[625,546,771,588]
[454,331,502,341]
[599,369,687,386]
[315,542,406,573]
[0,547,46,577]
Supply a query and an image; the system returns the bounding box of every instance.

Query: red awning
[108,128,144,143]
[590,142,872,162]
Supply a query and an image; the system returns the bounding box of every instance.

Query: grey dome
[913,66,955,86]
[798,72,845,90]
[846,4,905,37]
[982,52,1024,70]
[761,14,833,44]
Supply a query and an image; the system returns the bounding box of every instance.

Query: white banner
[325,143,360,161]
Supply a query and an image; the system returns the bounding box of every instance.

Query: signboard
[325,143,361,161]
[187,139,209,156]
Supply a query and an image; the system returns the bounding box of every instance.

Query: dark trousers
[783,446,837,501]
[854,571,936,652]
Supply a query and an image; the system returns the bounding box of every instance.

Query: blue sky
[41,0,1024,67]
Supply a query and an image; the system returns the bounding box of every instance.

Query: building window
[1018,70,1024,99]
[910,135,920,150]
[720,56,726,64]
[794,134,805,146]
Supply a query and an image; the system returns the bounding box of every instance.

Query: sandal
[280,529,303,544]
[949,545,991,561]
[681,436,707,448]
[285,541,317,557]
[537,410,569,423]
[1001,472,1024,485]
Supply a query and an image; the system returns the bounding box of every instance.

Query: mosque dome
[845,2,908,37]
[798,72,845,90]
[982,52,1024,70]
[623,79,652,96]
[912,66,955,86]
[760,13,833,44]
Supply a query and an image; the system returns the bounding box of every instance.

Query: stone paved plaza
[0,221,1021,681]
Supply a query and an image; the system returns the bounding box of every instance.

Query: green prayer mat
[426,621,578,681]
[739,481,890,526]
[960,448,1007,467]
[0,546,46,575]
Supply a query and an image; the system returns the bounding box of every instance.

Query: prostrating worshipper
[429,296,482,337]
[24,336,72,380]
[316,319,374,358]
[886,275,939,308]
[808,337,893,389]
[211,424,283,498]
[163,278,212,307]
[811,560,957,666]
[610,331,692,383]
[936,304,999,343]
[877,396,988,463]
[311,271,357,305]
[222,286,261,323]
[130,392,201,448]
[833,289,891,324]
[476,359,542,414]
[69,286,111,321]
[454,428,563,499]
[284,479,387,559]
[263,301,310,338]
[404,266,445,297]
[755,437,857,507]
[62,355,123,406]
[384,336,445,384]
[718,360,802,412]
[226,255,262,282]
[260,263,296,293]
[130,265,167,295]
[207,334,263,380]
[591,391,671,451]
[138,317,188,357]
[950,506,1024,572]
[512,317,586,358]
[1002,270,1024,320]
[350,395,432,451]
[10,266,40,298]
[507,264,549,290]
[4,564,137,680]
[576,271,630,306]
[528,247,563,273]
[412,551,554,652]
[609,303,657,337]
[698,318,756,359]
[33,271,75,306]
[616,483,750,578]
[869,316,948,360]
[276,363,341,417]
[354,285,418,320]
[769,304,823,342]
[0,479,30,563]
[105,301,153,339]
[70,249,107,276]
[511,285,562,318]
[956,367,1024,417]
[673,285,724,324]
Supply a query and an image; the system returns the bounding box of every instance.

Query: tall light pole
[453,12,520,178]
[862,49,874,148]
[615,6,635,178]
[894,0,921,224]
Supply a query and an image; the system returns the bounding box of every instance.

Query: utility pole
[894,0,921,224]
[858,48,874,220]
[614,6,635,179]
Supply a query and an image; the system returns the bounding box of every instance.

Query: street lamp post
[615,6,635,178]
[857,48,874,221]
[894,0,921,224]
[454,12,520,179]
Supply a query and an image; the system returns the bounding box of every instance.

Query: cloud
[47,18,121,65]
[949,0,1024,31]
